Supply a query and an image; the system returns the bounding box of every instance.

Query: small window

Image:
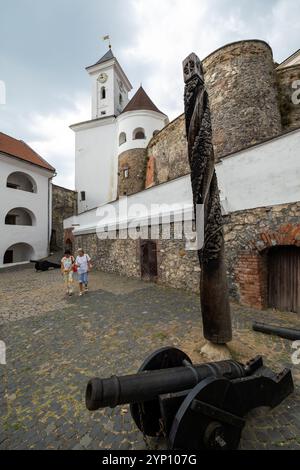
[101,87,106,99]
[119,132,126,146]
[101,111,106,115]
[124,168,129,179]
[133,128,146,140]
[80,191,86,201]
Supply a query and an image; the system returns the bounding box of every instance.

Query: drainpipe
[48,172,57,255]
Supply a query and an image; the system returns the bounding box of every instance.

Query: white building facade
[0,133,55,267]
[71,49,168,214]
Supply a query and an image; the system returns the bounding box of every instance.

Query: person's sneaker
[85,286,88,292]
[68,292,73,296]
[79,292,83,296]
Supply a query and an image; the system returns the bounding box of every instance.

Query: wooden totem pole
[183,53,232,344]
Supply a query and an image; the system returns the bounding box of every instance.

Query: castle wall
[119,40,285,192]
[224,201,300,309]
[146,114,189,187]
[203,40,282,159]
[277,64,300,130]
[51,184,77,250]
[118,148,148,196]
[73,201,300,309]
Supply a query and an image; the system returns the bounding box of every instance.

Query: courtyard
[0,264,300,450]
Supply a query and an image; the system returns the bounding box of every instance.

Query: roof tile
[122,86,165,115]
[0,132,55,172]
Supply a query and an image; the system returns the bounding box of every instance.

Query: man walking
[75,248,92,296]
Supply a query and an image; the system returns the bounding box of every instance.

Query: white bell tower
[86,49,132,119]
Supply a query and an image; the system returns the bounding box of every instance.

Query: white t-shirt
[76,254,91,274]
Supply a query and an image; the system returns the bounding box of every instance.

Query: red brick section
[235,224,300,309]
[235,252,267,309]
[254,224,300,250]
[145,155,156,188]
[64,228,75,247]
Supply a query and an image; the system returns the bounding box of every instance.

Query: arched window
[6,172,37,193]
[4,207,36,226]
[119,93,123,105]
[133,128,146,140]
[101,87,106,100]
[119,132,127,146]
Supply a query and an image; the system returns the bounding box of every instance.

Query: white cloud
[121,0,247,119]
[121,0,299,120]
[26,93,90,189]
[12,0,298,192]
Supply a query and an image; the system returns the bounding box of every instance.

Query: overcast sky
[0,0,299,188]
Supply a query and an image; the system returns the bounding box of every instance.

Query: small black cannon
[31,259,61,272]
[86,347,294,450]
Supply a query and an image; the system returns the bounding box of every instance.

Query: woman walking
[61,249,75,296]
[75,248,92,296]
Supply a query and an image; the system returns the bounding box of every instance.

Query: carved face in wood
[182,53,204,83]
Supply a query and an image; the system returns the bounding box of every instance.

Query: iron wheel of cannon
[169,377,244,450]
[130,347,192,437]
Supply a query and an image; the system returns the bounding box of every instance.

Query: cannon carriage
[85,346,293,450]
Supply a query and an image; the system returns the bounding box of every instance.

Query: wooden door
[140,240,158,280]
[268,246,300,313]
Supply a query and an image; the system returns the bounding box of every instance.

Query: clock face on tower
[98,73,108,83]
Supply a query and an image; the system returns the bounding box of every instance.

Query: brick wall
[225,202,300,308]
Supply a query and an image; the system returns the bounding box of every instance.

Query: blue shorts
[78,272,88,284]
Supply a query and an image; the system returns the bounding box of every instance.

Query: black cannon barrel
[86,359,250,411]
[253,322,300,341]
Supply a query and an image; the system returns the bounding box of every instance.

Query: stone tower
[117,86,168,196]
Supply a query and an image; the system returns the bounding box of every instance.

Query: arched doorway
[3,243,34,264]
[65,238,73,253]
[268,246,300,313]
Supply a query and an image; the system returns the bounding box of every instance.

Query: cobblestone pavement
[0,264,300,450]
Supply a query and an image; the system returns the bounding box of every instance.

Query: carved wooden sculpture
[183,53,232,344]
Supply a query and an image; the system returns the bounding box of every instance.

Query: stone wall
[146,114,189,187]
[157,238,199,292]
[74,224,200,293]
[277,65,300,130]
[118,148,148,197]
[52,184,77,250]
[74,233,141,278]
[203,40,282,159]
[73,202,300,309]
[118,41,287,194]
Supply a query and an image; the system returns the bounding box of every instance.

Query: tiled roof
[122,86,165,115]
[0,132,55,172]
